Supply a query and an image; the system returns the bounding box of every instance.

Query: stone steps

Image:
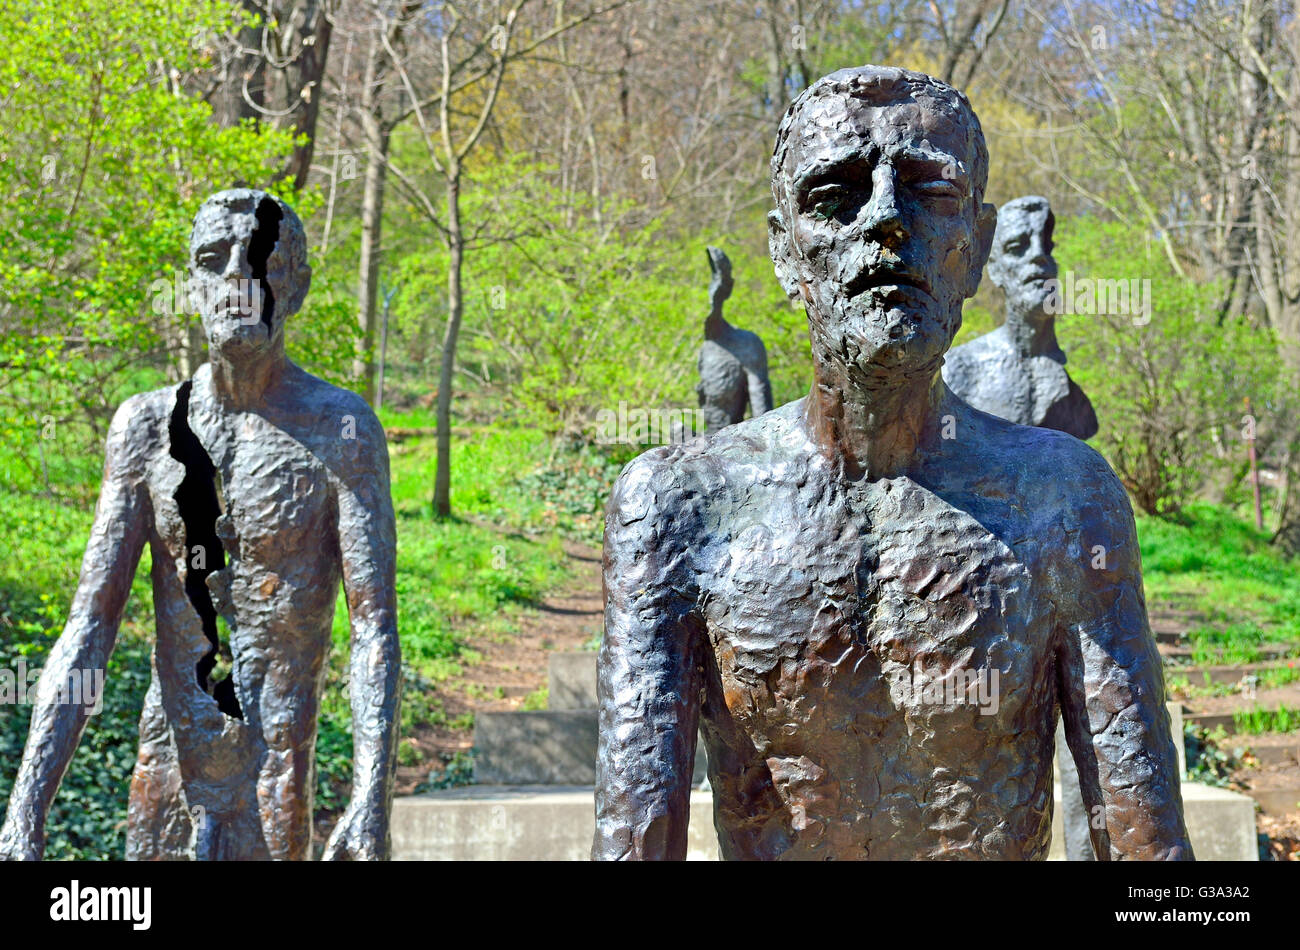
[390,781,1259,860]
[471,651,707,786]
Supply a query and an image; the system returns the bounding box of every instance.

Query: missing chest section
[168,380,243,720]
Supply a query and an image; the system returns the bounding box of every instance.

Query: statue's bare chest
[700,477,1055,747]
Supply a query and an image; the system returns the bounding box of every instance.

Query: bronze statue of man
[695,246,772,433]
[593,66,1190,860]
[0,189,401,861]
[942,195,1097,440]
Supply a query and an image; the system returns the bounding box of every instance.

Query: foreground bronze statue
[0,189,401,861]
[593,66,1191,860]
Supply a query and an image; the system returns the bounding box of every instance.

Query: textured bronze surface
[942,195,1098,440]
[0,190,401,861]
[943,194,1101,859]
[695,246,772,433]
[593,66,1190,861]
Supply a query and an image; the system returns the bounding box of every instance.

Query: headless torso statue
[593,66,1190,860]
[0,189,401,861]
[696,247,772,433]
[943,196,1101,860]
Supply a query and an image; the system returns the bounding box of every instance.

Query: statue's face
[188,195,304,361]
[772,92,991,378]
[988,200,1056,320]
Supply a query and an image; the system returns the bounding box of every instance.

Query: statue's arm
[1056,453,1192,860]
[593,453,703,860]
[0,398,150,860]
[324,406,401,861]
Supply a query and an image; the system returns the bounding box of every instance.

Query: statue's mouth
[846,267,932,299]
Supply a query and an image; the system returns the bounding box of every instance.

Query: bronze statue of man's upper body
[593,66,1190,860]
[0,189,401,861]
[696,246,772,433]
[942,195,1098,439]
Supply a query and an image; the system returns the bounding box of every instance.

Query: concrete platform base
[393,781,1258,860]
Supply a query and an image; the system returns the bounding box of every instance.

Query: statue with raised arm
[593,66,1190,861]
[0,189,402,861]
[942,195,1101,860]
[695,246,772,434]
[941,195,1097,440]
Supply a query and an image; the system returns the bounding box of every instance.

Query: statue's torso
[688,402,1065,859]
[942,328,1097,440]
[125,370,352,858]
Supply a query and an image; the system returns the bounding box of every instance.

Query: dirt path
[395,538,603,793]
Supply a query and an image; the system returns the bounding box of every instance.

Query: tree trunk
[434,171,463,518]
[356,117,389,405]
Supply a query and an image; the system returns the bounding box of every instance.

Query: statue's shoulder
[110,385,180,444]
[972,406,1130,534]
[608,400,806,531]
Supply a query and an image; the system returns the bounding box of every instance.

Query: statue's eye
[1004,237,1029,254]
[914,179,961,199]
[808,185,848,221]
[197,250,224,270]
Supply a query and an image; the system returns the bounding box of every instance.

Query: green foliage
[0,0,302,483]
[1054,217,1286,517]
[1138,502,1300,647]
[1233,704,1300,736]
[1184,724,1238,788]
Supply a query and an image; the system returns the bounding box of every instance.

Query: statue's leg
[1055,719,1095,861]
[125,678,194,860]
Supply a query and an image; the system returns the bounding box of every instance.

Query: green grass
[1233,704,1300,735]
[1140,502,1300,656]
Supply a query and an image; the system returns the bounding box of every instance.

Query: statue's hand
[0,822,44,861]
[321,802,385,861]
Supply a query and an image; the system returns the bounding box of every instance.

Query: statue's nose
[858,164,906,249]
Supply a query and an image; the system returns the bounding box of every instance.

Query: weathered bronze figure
[695,246,772,433]
[593,66,1190,860]
[942,195,1098,440]
[0,189,401,861]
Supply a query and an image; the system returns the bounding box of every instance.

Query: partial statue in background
[0,189,402,861]
[593,66,1190,861]
[942,195,1098,440]
[695,246,772,434]
[942,195,1100,860]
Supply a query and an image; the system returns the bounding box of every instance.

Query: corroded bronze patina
[593,66,1190,861]
[0,190,401,861]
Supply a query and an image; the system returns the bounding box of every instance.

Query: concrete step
[473,708,707,785]
[547,651,598,710]
[392,781,1257,860]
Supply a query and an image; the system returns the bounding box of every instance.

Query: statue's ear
[965,202,997,298]
[768,209,800,299]
[279,262,312,321]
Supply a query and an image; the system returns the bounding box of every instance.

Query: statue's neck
[1004,306,1061,358]
[804,358,946,481]
[206,345,288,411]
[705,311,730,339]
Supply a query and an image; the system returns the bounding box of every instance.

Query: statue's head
[987,195,1056,323]
[768,65,996,381]
[188,189,310,361]
[706,245,733,311]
